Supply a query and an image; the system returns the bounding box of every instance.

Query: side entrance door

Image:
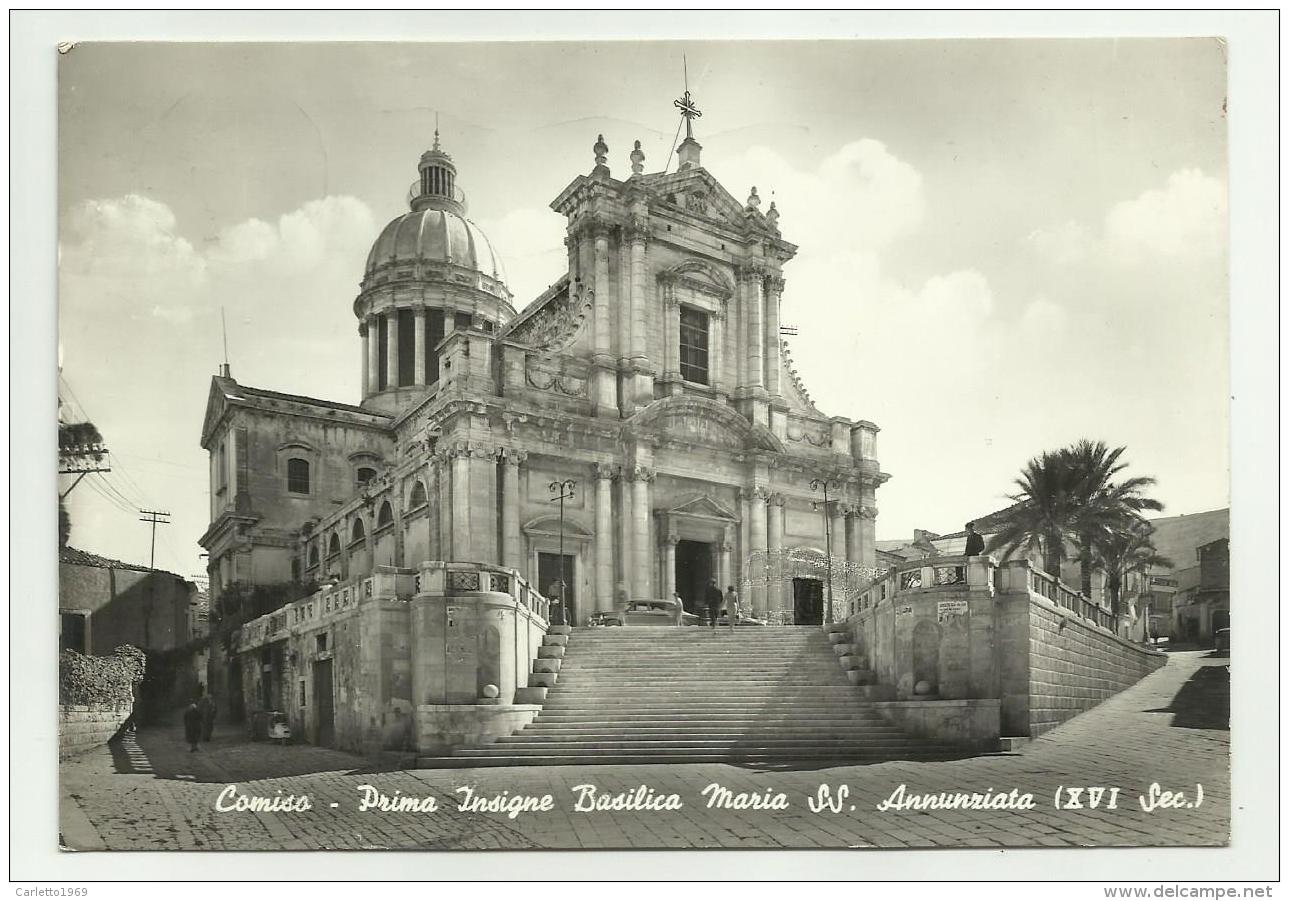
[313,659,335,747]
[793,578,824,625]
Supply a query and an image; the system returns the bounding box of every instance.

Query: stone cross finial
[630,140,645,176]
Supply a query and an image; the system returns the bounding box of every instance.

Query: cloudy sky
[58,39,1229,580]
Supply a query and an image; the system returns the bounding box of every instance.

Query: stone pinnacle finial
[746,186,761,212]
[592,134,609,175]
[766,200,779,229]
[630,140,645,176]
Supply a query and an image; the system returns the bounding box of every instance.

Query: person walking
[197,690,217,743]
[725,584,740,634]
[182,700,202,752]
[704,578,724,631]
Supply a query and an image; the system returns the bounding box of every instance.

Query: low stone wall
[416,703,541,755]
[871,699,1000,752]
[59,704,131,759]
[1026,595,1166,736]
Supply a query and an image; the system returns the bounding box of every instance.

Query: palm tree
[1064,440,1165,598]
[1095,520,1173,626]
[986,441,1164,598]
[985,449,1084,576]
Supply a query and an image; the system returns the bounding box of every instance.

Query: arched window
[377,501,394,530]
[307,545,320,570]
[327,533,341,559]
[286,458,311,494]
[350,518,366,545]
[408,481,428,509]
[355,467,377,488]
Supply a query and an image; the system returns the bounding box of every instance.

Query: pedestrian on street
[182,700,202,752]
[197,691,217,743]
[964,522,985,557]
[725,585,740,634]
[704,578,724,630]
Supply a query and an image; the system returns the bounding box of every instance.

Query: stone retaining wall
[59,704,131,759]
[1026,596,1166,736]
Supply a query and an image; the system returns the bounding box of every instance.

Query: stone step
[513,728,908,740]
[459,742,952,757]
[489,739,930,752]
[416,748,955,768]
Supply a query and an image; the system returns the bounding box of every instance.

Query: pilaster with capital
[360,322,370,397]
[709,304,727,396]
[366,316,381,395]
[747,485,770,615]
[593,462,616,612]
[500,449,527,571]
[628,466,655,597]
[662,534,678,599]
[764,274,785,398]
[741,266,766,392]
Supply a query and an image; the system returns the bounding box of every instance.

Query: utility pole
[138,509,171,570]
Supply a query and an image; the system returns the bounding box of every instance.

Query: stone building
[201,119,887,631]
[59,545,197,655]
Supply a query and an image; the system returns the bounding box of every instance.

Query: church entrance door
[538,552,577,625]
[675,540,714,614]
[793,578,824,625]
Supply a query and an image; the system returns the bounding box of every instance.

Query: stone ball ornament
[481,684,500,699]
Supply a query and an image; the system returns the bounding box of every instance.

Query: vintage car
[1213,626,1230,654]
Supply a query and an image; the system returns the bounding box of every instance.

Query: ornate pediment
[652,170,749,232]
[201,376,240,448]
[628,395,784,454]
[667,494,737,522]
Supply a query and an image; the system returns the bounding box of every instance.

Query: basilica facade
[200,123,888,630]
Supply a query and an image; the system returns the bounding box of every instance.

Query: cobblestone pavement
[59,650,1229,851]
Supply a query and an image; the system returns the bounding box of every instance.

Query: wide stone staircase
[418,625,958,767]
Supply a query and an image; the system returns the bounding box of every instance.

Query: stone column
[718,534,733,593]
[628,226,651,405]
[386,309,400,389]
[749,487,768,616]
[436,452,453,559]
[830,505,846,619]
[738,489,752,594]
[630,466,654,598]
[845,506,861,568]
[413,308,427,386]
[366,316,381,394]
[663,537,677,600]
[665,291,682,394]
[594,463,615,613]
[858,504,877,569]
[767,493,785,618]
[765,275,784,399]
[451,447,470,560]
[360,323,370,397]
[501,449,525,571]
[618,472,633,596]
[744,269,765,392]
[592,227,615,415]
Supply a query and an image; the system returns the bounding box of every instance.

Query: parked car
[1213,626,1230,653]
[590,597,698,627]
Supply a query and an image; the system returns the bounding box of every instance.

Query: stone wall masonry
[59,704,131,759]
[1026,595,1166,736]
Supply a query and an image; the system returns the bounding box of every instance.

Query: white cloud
[1105,168,1227,257]
[62,194,207,283]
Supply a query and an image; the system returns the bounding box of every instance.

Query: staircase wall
[844,555,1165,737]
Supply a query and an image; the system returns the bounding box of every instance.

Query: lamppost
[810,477,839,625]
[549,479,576,626]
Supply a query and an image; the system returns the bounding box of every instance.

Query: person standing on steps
[964,522,985,557]
[725,584,740,634]
[704,578,724,630]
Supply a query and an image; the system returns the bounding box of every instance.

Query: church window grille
[356,467,377,488]
[679,306,710,385]
[376,501,394,530]
[286,458,311,495]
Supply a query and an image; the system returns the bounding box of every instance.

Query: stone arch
[627,394,784,454]
[658,259,735,298]
[377,500,395,529]
[408,480,428,509]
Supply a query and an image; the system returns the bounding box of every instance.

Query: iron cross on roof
[674,89,701,140]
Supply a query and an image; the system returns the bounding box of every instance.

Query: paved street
[59,650,1229,851]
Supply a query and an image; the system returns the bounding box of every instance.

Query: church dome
[363,208,506,284]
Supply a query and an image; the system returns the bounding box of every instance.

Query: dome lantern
[411,126,464,215]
